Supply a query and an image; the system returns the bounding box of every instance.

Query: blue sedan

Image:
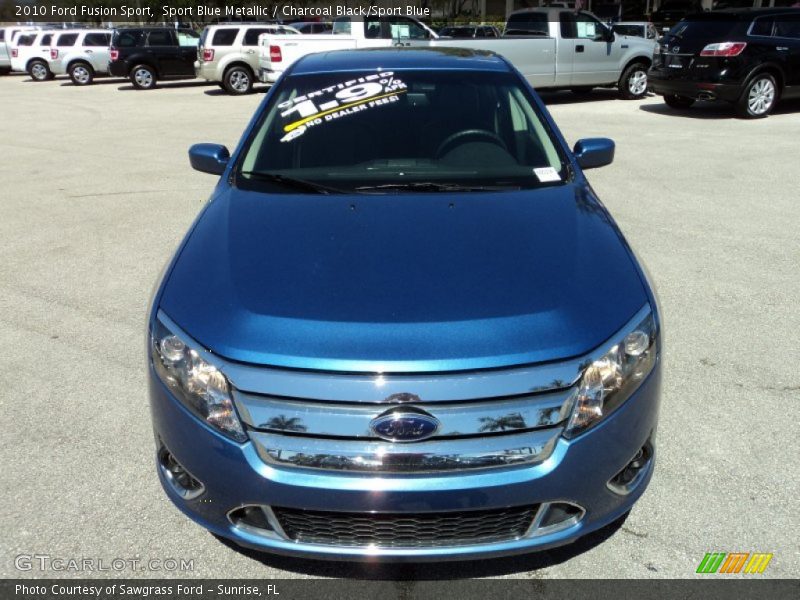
[147,48,662,561]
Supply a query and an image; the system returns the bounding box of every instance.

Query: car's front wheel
[619,62,649,100]
[69,62,94,86]
[223,66,253,95]
[130,64,157,90]
[736,73,777,119]
[28,59,51,82]
[663,94,695,109]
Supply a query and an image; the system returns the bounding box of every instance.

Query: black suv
[650,9,800,118]
[108,27,199,90]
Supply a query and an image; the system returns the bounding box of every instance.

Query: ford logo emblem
[370,408,440,443]
[672,46,680,54]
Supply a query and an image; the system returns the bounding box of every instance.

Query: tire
[0,67,11,76]
[130,64,157,90]
[735,73,778,119]
[28,59,51,82]
[663,94,695,109]
[570,87,594,95]
[618,62,649,100]
[223,65,253,95]
[69,61,94,86]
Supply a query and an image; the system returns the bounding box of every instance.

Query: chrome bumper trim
[250,427,561,473]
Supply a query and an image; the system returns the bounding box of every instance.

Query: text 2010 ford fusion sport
[147,48,662,561]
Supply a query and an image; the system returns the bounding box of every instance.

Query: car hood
[160,184,647,372]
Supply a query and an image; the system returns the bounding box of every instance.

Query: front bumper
[649,70,743,103]
[149,358,661,561]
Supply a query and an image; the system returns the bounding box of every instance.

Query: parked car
[436,24,501,38]
[0,26,38,76]
[291,21,333,34]
[10,30,55,80]
[108,27,199,90]
[257,15,438,84]
[47,29,111,85]
[612,22,661,41]
[149,47,661,561]
[649,8,800,118]
[259,11,656,99]
[651,0,705,32]
[196,23,300,95]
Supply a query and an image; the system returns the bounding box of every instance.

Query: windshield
[237,69,566,194]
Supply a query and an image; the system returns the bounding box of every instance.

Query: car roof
[292,47,509,75]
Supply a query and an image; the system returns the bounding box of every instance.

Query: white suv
[0,26,38,76]
[195,23,299,95]
[11,30,56,80]
[48,29,112,85]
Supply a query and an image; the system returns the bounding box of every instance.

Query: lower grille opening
[229,506,274,531]
[530,501,585,536]
[271,505,539,548]
[157,442,204,500]
[608,438,654,495]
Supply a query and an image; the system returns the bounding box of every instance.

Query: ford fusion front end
[148,49,661,561]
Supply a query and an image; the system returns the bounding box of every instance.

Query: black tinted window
[506,13,549,36]
[212,28,238,46]
[750,18,774,36]
[666,18,737,41]
[17,34,35,46]
[0,30,5,43]
[243,28,270,46]
[83,33,110,46]
[41,34,52,45]
[613,24,645,37]
[774,15,800,38]
[147,30,174,46]
[114,30,143,47]
[57,33,79,47]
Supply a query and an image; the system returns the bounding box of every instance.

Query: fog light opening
[528,502,585,537]
[227,505,286,540]
[157,443,205,500]
[608,440,654,495]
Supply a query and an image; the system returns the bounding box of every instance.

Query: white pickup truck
[258,9,657,99]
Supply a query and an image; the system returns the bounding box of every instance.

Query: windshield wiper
[239,171,346,195]
[355,182,521,193]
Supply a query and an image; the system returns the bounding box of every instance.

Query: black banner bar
[2,579,799,600]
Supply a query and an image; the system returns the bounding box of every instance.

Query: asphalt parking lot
[1,73,798,580]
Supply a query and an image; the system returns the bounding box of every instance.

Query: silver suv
[10,30,56,80]
[48,29,112,85]
[195,23,299,95]
[0,26,38,76]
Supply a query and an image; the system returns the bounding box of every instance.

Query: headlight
[150,317,247,443]
[564,309,658,438]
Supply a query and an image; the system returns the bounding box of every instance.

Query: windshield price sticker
[279,73,407,142]
[533,167,561,182]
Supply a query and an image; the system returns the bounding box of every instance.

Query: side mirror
[573,138,615,169]
[189,143,230,175]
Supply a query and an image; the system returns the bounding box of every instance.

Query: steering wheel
[435,129,508,159]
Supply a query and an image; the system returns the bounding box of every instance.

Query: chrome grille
[271,505,539,548]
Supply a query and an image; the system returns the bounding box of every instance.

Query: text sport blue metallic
[147,48,662,561]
